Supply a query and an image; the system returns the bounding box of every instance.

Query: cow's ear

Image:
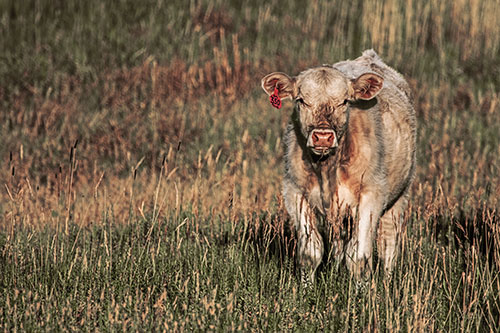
[261,72,295,100]
[350,73,384,100]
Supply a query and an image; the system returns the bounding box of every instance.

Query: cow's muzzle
[307,128,338,155]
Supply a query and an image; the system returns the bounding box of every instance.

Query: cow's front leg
[284,185,324,286]
[297,205,324,286]
[346,192,382,276]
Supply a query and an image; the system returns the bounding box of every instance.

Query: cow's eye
[337,99,349,108]
[296,98,310,108]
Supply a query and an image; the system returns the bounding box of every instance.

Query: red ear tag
[270,87,282,109]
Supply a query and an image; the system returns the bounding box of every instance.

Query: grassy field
[1,0,499,330]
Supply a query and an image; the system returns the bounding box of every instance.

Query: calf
[261,50,416,283]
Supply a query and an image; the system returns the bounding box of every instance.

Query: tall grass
[1,0,499,330]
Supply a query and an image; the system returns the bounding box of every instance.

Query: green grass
[1,0,499,330]
[2,210,498,331]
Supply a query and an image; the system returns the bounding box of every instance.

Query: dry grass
[0,0,499,330]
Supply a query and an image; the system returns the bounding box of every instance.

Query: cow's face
[262,67,383,156]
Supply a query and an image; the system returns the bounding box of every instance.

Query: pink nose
[311,129,335,148]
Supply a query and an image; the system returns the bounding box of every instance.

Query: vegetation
[1,0,499,330]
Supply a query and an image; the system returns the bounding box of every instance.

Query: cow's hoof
[355,277,369,293]
[299,269,315,289]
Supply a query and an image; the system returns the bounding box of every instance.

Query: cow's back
[333,49,413,102]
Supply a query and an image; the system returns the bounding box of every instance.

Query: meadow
[0,0,499,330]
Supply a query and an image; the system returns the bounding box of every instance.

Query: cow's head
[262,67,383,156]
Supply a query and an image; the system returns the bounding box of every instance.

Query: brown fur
[262,50,416,283]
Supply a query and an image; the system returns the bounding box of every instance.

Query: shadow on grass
[434,207,499,267]
[242,212,357,282]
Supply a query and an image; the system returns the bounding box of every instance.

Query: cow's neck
[291,108,352,211]
[309,137,347,211]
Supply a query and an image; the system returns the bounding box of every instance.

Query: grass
[1,0,499,330]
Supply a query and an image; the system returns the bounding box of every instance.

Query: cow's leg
[377,192,408,272]
[345,192,382,276]
[284,182,323,286]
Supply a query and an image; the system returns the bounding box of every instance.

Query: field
[1,0,499,330]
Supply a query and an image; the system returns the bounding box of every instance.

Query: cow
[261,50,416,284]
